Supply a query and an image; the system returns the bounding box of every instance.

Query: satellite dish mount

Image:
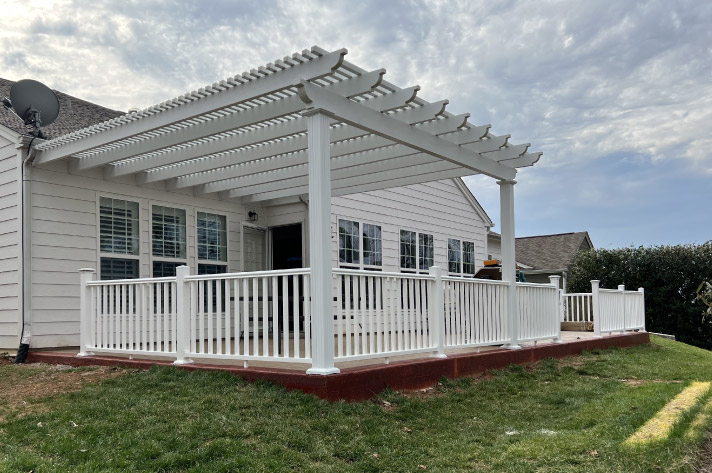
[2,79,60,139]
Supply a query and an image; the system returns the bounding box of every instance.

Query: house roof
[514,232,594,271]
[0,78,123,140]
[26,46,543,206]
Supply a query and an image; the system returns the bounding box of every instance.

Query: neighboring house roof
[515,232,593,271]
[0,78,124,140]
[488,230,593,271]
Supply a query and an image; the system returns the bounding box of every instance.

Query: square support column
[498,179,520,349]
[305,110,339,375]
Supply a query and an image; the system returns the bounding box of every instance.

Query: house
[0,45,618,377]
[487,231,594,289]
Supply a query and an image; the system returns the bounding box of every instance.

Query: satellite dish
[3,79,60,138]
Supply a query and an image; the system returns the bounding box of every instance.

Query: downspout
[14,136,35,363]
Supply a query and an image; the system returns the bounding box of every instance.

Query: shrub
[568,244,712,350]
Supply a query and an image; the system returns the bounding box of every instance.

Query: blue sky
[2,0,710,248]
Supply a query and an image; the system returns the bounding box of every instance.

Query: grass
[0,335,711,472]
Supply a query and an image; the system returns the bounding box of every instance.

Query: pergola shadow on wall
[31,46,542,374]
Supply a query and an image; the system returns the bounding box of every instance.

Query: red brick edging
[27,332,649,402]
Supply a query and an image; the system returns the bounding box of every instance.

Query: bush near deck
[1,336,712,472]
[568,244,712,349]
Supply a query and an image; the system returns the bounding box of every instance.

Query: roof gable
[0,78,124,140]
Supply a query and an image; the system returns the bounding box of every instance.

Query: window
[399,230,434,273]
[99,197,139,280]
[152,205,186,259]
[152,205,187,277]
[362,223,382,267]
[338,219,359,265]
[197,212,227,262]
[400,230,417,270]
[448,238,477,276]
[448,239,461,274]
[101,258,138,281]
[419,233,434,271]
[338,219,382,270]
[463,241,476,275]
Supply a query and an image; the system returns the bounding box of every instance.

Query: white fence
[442,277,511,348]
[82,276,179,358]
[333,269,436,362]
[596,284,646,334]
[78,268,642,372]
[562,293,593,324]
[517,283,560,342]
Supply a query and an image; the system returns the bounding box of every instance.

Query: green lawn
[1,335,711,472]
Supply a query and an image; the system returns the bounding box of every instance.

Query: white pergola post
[499,179,521,349]
[305,110,339,375]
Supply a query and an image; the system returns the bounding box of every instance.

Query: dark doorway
[271,223,303,270]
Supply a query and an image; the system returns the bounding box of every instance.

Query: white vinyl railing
[82,276,178,357]
[596,284,645,334]
[185,268,311,363]
[442,277,511,348]
[78,267,644,372]
[562,293,593,323]
[517,282,561,343]
[333,269,436,362]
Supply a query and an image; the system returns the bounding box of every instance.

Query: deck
[27,331,649,401]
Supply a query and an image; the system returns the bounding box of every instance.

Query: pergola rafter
[32,45,540,205]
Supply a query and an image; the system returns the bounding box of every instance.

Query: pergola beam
[296,81,516,180]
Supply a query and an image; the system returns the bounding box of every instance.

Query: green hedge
[568,244,712,350]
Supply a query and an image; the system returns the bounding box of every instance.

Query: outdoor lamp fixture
[247,211,258,222]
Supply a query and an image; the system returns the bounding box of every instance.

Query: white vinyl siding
[330,179,488,273]
[0,136,19,348]
[27,159,249,348]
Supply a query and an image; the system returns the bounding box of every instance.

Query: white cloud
[1,0,709,246]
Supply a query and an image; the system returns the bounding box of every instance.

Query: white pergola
[32,46,541,374]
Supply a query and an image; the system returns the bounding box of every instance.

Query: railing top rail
[333,268,435,281]
[563,292,593,297]
[87,276,176,286]
[185,267,311,281]
[441,276,509,286]
[516,282,557,288]
[599,288,622,293]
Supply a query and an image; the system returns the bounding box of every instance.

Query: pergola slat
[134,99,460,185]
[31,45,542,207]
[33,48,348,165]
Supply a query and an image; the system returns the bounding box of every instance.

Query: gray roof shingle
[0,78,124,140]
[515,232,593,271]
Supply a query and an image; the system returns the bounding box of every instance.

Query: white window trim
[336,216,383,271]
[195,208,229,270]
[149,201,190,276]
[447,237,477,277]
[96,193,142,280]
[398,228,434,274]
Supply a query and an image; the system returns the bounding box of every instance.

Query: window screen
[448,238,461,274]
[362,224,382,267]
[419,233,434,271]
[197,212,227,262]
[400,230,417,269]
[338,219,359,265]
[152,206,186,259]
[100,197,139,255]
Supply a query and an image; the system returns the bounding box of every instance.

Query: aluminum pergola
[31,45,541,373]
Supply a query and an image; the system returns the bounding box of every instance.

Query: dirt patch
[697,432,712,472]
[0,362,128,422]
